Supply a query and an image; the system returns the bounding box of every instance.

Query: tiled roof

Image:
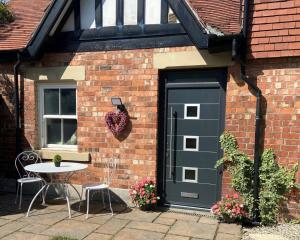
[0,0,51,51]
[188,0,242,35]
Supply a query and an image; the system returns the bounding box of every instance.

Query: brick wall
[226,57,300,216]
[249,0,300,58]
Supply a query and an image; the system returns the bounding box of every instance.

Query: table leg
[26,184,47,217]
[62,184,71,218]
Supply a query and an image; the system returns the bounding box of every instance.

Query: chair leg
[79,186,84,211]
[15,183,19,204]
[18,183,23,210]
[86,189,90,219]
[107,188,113,216]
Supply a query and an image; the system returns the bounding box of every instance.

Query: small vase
[54,162,61,167]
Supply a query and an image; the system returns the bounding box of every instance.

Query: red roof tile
[188,0,242,35]
[0,0,51,51]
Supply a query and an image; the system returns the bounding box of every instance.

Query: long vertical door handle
[169,107,173,178]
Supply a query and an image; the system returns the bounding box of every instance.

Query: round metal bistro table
[24,162,87,218]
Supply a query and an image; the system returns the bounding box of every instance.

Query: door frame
[157,68,227,209]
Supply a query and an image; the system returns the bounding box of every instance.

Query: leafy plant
[129,178,160,208]
[0,1,14,25]
[211,193,248,223]
[53,154,62,167]
[215,132,298,225]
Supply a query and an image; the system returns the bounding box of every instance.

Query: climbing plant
[216,132,298,225]
[0,0,14,25]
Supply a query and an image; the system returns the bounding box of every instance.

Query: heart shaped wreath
[105,111,129,136]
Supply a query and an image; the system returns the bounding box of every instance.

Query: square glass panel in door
[183,136,199,151]
[44,89,59,115]
[63,119,77,145]
[183,167,198,183]
[61,89,76,115]
[184,104,200,119]
[46,119,62,144]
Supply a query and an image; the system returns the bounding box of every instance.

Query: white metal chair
[15,151,44,209]
[81,158,118,219]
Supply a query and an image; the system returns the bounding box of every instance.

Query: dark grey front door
[161,69,226,209]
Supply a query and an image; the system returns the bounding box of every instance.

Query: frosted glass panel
[145,0,161,24]
[62,11,75,32]
[80,0,96,29]
[124,0,138,25]
[103,0,117,27]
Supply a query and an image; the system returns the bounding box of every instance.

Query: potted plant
[211,194,248,223]
[53,154,62,167]
[129,178,160,211]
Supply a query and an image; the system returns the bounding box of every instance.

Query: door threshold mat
[158,206,215,218]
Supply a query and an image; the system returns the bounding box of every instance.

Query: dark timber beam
[27,0,69,57]
[138,0,145,25]
[161,0,169,24]
[95,0,103,28]
[74,0,81,30]
[116,0,124,26]
[167,0,209,49]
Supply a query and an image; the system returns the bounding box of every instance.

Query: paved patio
[0,192,242,240]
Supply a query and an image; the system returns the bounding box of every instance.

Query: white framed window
[145,0,161,24]
[182,167,198,183]
[124,0,138,25]
[184,104,200,120]
[183,136,199,151]
[39,84,77,150]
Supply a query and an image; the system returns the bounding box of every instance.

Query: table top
[24,162,88,174]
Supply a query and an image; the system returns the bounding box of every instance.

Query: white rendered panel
[145,0,161,24]
[124,0,138,25]
[103,0,117,27]
[80,0,96,29]
[62,11,75,32]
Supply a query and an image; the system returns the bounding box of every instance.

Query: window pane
[44,89,59,115]
[186,106,198,117]
[185,169,196,181]
[61,89,76,115]
[103,0,116,27]
[145,0,161,24]
[47,119,62,145]
[80,0,96,29]
[124,0,138,25]
[168,8,179,23]
[63,119,77,145]
[186,138,197,149]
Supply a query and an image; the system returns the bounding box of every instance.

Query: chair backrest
[15,151,42,178]
[105,157,118,186]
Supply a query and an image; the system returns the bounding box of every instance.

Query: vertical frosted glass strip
[124,0,138,25]
[80,0,96,29]
[62,11,75,32]
[103,0,117,27]
[145,0,161,24]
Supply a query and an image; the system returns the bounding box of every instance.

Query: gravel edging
[242,223,300,240]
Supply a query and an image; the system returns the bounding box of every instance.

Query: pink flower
[233,193,239,199]
[151,200,157,204]
[225,194,230,199]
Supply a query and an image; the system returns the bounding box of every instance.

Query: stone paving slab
[20,210,69,226]
[0,218,12,227]
[19,223,50,234]
[72,213,113,225]
[160,212,200,222]
[95,218,130,235]
[154,217,176,226]
[0,221,28,239]
[169,220,218,240]
[114,228,165,240]
[114,209,160,223]
[216,233,242,240]
[42,219,99,240]
[198,216,219,225]
[1,231,49,240]
[218,223,242,236]
[84,232,113,240]
[126,220,170,233]
[164,234,190,240]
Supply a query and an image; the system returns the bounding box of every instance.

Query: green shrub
[0,1,14,25]
[215,132,298,225]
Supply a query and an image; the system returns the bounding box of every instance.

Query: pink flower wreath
[105,111,129,136]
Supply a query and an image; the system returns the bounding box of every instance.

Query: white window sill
[37,149,90,162]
